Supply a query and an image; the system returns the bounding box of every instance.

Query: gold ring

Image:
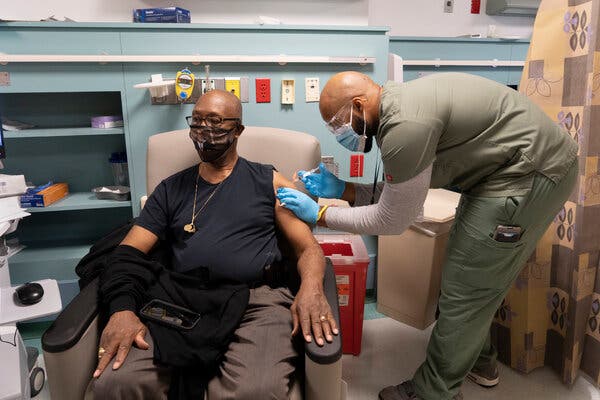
[98,347,106,358]
[319,315,327,322]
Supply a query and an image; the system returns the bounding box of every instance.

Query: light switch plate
[281,79,295,104]
[240,77,249,103]
[305,77,320,102]
[201,79,215,94]
[0,72,10,86]
[444,0,454,13]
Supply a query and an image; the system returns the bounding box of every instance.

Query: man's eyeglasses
[186,115,240,128]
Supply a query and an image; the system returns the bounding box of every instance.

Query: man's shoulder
[161,164,198,188]
[239,157,275,174]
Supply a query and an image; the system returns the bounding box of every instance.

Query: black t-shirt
[136,157,281,284]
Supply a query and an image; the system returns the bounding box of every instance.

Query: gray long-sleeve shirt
[324,165,432,235]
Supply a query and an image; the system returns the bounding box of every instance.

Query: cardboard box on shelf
[20,182,69,208]
[133,7,191,23]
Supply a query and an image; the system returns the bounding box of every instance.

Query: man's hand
[298,162,346,199]
[93,310,149,378]
[276,187,320,224]
[291,280,338,346]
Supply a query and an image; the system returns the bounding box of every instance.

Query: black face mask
[191,126,236,163]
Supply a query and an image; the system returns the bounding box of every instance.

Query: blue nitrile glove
[297,162,345,199]
[276,187,319,224]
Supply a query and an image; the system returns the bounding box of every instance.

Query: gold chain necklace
[184,172,225,233]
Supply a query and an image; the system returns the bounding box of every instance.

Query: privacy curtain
[490,0,600,386]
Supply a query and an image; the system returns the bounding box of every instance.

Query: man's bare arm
[273,171,338,346]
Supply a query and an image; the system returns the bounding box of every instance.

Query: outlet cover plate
[281,79,295,105]
[305,77,320,102]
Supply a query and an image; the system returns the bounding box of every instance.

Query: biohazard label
[336,274,350,307]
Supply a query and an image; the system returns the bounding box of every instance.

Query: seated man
[88,90,337,400]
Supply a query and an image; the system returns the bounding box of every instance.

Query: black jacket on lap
[89,239,249,400]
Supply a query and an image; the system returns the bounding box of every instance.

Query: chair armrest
[42,277,99,353]
[304,258,342,365]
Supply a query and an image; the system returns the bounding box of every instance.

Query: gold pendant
[184,223,196,233]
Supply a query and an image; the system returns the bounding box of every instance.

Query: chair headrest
[146,126,321,194]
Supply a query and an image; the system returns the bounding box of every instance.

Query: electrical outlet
[281,79,295,105]
[350,154,364,177]
[305,77,320,102]
[225,77,241,99]
[256,78,271,103]
[201,79,216,94]
[444,0,454,13]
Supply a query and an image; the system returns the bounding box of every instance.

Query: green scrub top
[376,73,578,196]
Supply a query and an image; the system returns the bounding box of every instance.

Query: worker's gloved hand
[277,187,319,224]
[298,162,345,199]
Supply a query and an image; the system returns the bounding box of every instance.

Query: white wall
[369,0,534,38]
[2,0,535,38]
[0,0,368,25]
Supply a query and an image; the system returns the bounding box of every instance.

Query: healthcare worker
[276,71,578,400]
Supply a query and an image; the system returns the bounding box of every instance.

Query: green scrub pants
[412,159,578,400]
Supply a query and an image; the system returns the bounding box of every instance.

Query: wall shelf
[0,54,375,65]
[402,59,524,67]
[4,127,124,139]
[9,244,91,284]
[9,244,91,267]
[26,192,131,213]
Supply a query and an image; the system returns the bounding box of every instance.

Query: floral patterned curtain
[491,0,600,386]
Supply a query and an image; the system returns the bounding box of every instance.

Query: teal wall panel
[390,38,513,61]
[0,29,122,55]
[0,64,126,93]
[510,42,531,60]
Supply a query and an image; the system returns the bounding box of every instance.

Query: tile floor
[343,316,600,400]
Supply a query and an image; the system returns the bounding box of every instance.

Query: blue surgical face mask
[331,106,367,152]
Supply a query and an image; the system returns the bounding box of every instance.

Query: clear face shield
[325,102,371,153]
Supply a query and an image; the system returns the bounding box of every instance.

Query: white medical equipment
[133,74,176,103]
[0,215,62,399]
[175,68,195,102]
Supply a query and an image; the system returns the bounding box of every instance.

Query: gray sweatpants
[87,285,300,400]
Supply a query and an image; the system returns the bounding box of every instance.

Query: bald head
[194,89,242,120]
[319,71,379,121]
